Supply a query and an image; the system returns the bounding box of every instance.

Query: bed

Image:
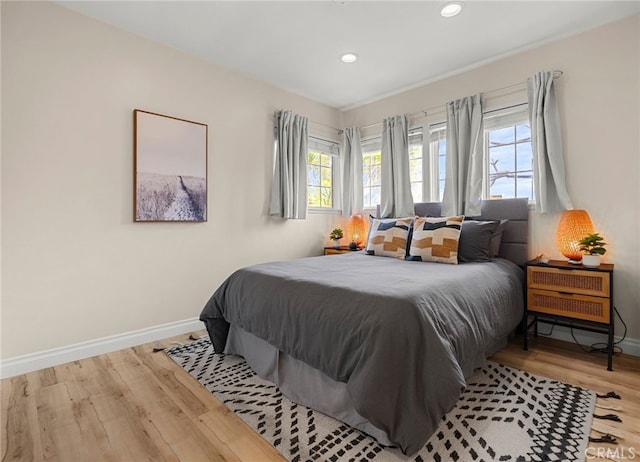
[200,198,529,456]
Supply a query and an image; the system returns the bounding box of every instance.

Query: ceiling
[59,1,639,110]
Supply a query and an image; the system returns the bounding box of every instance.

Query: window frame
[361,135,382,213]
[307,135,341,213]
[482,104,534,202]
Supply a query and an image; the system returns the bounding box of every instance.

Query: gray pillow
[458,220,500,262]
[489,219,509,258]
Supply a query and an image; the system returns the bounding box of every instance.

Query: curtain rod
[308,119,342,133]
[352,70,563,132]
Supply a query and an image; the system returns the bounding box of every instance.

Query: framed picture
[134,109,208,222]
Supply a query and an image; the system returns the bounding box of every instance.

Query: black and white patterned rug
[166,338,594,462]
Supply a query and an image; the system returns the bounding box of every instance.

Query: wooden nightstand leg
[522,313,529,351]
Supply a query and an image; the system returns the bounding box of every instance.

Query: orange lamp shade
[556,210,594,263]
[347,214,368,248]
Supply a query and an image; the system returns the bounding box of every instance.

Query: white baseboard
[537,323,640,357]
[0,318,204,379]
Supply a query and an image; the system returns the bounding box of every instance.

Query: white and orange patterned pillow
[365,217,413,258]
[408,216,464,264]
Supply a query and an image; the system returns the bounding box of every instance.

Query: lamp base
[349,242,358,250]
[567,259,583,265]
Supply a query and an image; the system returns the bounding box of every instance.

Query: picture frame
[134,109,208,222]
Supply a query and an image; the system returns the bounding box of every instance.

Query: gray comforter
[200,252,524,455]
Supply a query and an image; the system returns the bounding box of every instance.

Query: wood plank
[2,375,38,462]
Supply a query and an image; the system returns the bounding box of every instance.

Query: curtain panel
[269,110,309,219]
[442,94,484,217]
[341,127,363,217]
[527,71,573,213]
[380,115,414,218]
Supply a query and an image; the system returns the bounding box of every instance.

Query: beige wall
[1,2,341,359]
[343,15,640,343]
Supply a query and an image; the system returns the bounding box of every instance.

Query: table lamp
[556,209,594,264]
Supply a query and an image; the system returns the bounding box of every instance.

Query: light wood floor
[2,332,638,462]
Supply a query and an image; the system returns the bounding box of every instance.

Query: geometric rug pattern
[166,338,595,462]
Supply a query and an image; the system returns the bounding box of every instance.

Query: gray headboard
[377,198,529,266]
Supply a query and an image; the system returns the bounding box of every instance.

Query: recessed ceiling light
[340,52,358,63]
[440,2,462,18]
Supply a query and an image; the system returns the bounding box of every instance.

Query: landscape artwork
[134,110,207,222]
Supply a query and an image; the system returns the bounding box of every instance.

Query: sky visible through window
[488,123,533,200]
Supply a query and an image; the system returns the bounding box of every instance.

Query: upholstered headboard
[376,198,529,266]
[413,199,529,267]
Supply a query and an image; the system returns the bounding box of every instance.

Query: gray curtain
[380,115,414,218]
[527,71,573,213]
[341,127,363,217]
[269,110,308,219]
[442,94,484,217]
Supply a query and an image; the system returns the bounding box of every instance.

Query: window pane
[320,187,332,207]
[439,180,445,201]
[410,158,422,182]
[363,169,371,188]
[438,145,446,181]
[490,177,515,199]
[363,189,372,209]
[308,186,321,207]
[489,126,515,145]
[516,123,531,142]
[363,155,371,169]
[411,182,422,203]
[489,144,516,172]
[308,165,320,186]
[516,177,533,200]
[516,142,533,171]
[409,145,422,159]
[308,151,320,166]
[371,186,381,208]
[320,154,331,167]
[321,166,332,187]
[371,165,381,185]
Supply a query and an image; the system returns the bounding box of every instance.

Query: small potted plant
[329,228,343,248]
[579,233,607,267]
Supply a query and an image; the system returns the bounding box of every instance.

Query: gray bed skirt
[222,323,509,449]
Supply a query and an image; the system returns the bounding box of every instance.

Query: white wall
[1,2,341,359]
[342,15,640,346]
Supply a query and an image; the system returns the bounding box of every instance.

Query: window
[423,105,533,203]
[428,123,447,202]
[362,131,424,210]
[484,105,533,200]
[307,136,340,210]
[408,128,424,203]
[362,137,382,210]
[358,104,533,210]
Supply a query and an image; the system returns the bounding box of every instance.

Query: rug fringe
[593,413,622,423]
[589,434,618,444]
[595,403,623,411]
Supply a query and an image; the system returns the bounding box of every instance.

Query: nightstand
[523,259,615,370]
[323,246,361,255]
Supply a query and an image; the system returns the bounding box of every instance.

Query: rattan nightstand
[523,259,615,370]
